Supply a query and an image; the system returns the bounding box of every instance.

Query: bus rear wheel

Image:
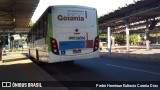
[36,49,43,65]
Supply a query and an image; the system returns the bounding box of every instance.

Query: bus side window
[35,26,38,40]
[44,13,48,43]
[39,20,43,38]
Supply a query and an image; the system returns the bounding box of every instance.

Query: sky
[31,0,137,22]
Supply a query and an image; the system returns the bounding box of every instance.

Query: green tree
[29,20,34,27]
[130,34,139,45]
[14,39,26,47]
[114,34,126,45]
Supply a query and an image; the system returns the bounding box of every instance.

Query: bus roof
[48,5,96,10]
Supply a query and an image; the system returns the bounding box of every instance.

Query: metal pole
[126,20,130,52]
[108,27,111,55]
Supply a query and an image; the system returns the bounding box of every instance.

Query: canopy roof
[98,0,160,33]
[0,0,39,30]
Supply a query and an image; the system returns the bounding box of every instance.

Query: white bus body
[28,5,100,63]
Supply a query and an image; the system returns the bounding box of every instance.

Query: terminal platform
[0,53,68,90]
[100,44,160,61]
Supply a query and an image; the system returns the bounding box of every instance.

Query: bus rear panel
[28,5,99,63]
[48,6,99,63]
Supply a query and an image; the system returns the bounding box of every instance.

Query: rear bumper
[48,50,100,63]
[60,50,100,62]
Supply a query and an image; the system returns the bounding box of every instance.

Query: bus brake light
[93,36,99,52]
[50,37,59,55]
[53,45,57,48]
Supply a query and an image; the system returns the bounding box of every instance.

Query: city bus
[28,5,100,63]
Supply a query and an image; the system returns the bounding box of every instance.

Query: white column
[126,20,130,52]
[8,33,10,47]
[112,36,115,47]
[156,32,158,44]
[108,27,111,55]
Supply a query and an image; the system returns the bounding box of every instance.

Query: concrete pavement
[0,53,68,90]
[100,44,160,61]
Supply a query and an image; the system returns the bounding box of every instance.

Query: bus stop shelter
[98,0,160,54]
[0,0,39,59]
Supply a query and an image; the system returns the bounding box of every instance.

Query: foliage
[99,34,107,38]
[14,39,19,44]
[29,20,35,27]
[14,39,26,45]
[99,33,155,45]
[113,34,126,45]
[113,34,140,45]
[150,33,160,37]
[129,34,139,45]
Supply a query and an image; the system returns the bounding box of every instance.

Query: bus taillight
[50,37,59,55]
[53,45,57,48]
[93,36,99,52]
[52,40,56,43]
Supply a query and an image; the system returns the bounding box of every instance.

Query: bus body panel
[60,50,99,62]
[28,5,99,63]
[51,6,99,62]
[48,52,60,63]
[48,50,99,63]
[29,38,49,62]
[55,32,96,55]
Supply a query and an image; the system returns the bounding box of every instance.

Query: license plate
[73,49,81,53]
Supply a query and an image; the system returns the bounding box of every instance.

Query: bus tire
[28,49,33,59]
[36,49,40,64]
[28,49,31,58]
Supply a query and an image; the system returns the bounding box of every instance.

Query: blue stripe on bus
[59,41,86,50]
